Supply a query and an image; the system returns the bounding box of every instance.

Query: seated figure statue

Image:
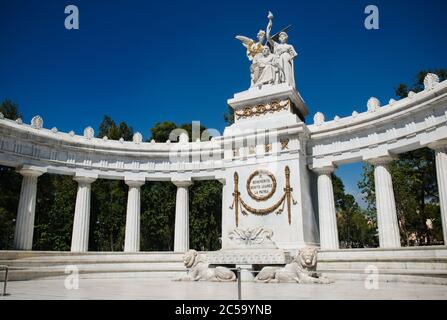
[251,46,283,87]
[175,249,236,282]
[254,247,333,284]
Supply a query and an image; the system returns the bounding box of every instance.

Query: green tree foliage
[97,115,134,141]
[223,107,234,125]
[141,182,177,251]
[90,180,127,251]
[149,121,177,142]
[189,180,222,251]
[0,166,21,249]
[0,99,22,120]
[149,121,209,142]
[333,174,378,248]
[33,175,77,251]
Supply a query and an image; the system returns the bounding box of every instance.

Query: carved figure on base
[255,247,333,284]
[176,250,236,282]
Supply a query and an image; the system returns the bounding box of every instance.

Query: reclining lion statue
[176,249,236,282]
[255,247,333,284]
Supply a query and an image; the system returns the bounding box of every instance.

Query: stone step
[318,246,447,260]
[316,247,447,285]
[7,262,185,270]
[42,271,187,280]
[0,251,184,261]
[6,267,187,281]
[0,251,187,281]
[320,268,447,285]
[318,260,447,271]
[2,259,184,267]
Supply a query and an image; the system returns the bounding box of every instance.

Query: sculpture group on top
[236,11,297,88]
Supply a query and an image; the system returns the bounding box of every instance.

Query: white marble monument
[1,11,447,286]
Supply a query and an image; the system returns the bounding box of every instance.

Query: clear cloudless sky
[1,0,446,206]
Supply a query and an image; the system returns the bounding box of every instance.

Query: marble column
[71,176,96,252]
[314,166,339,250]
[124,180,145,252]
[173,180,193,252]
[13,168,45,250]
[430,144,447,243]
[369,156,401,248]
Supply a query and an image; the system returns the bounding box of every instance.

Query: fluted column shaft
[13,169,44,250]
[124,180,145,252]
[370,157,401,248]
[315,166,339,250]
[71,176,96,252]
[432,145,447,243]
[173,180,193,252]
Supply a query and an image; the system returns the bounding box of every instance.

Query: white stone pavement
[1,278,447,300]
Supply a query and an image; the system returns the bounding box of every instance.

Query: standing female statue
[266,12,298,88]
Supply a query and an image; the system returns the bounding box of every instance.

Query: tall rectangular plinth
[221,84,318,252]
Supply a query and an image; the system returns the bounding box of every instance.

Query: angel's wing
[235,35,254,48]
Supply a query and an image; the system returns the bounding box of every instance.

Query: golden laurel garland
[234,100,289,120]
[229,166,297,227]
[239,193,287,216]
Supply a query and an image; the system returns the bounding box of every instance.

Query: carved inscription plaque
[247,170,276,201]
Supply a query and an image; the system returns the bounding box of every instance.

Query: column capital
[172,180,193,188]
[366,155,396,166]
[125,180,145,188]
[17,166,45,178]
[428,140,447,152]
[74,175,96,185]
[312,165,335,175]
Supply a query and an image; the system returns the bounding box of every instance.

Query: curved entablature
[1,74,447,179]
[308,76,447,169]
[0,116,227,181]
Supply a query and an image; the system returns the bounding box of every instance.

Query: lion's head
[296,247,318,271]
[183,250,199,268]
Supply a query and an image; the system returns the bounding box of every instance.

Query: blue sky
[1,0,446,206]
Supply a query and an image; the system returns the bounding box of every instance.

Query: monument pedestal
[220,84,319,253]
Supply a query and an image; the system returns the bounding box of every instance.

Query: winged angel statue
[236,12,297,88]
